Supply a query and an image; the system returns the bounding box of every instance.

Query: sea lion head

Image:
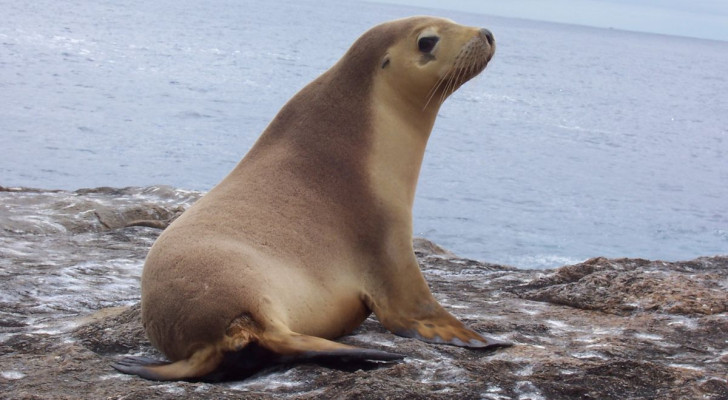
[375,17,496,110]
[329,17,495,110]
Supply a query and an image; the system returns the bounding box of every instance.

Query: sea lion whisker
[446,60,467,100]
[438,74,452,105]
[440,69,457,102]
[446,65,461,101]
[443,59,462,102]
[424,74,450,110]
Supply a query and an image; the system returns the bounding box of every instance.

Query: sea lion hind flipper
[204,332,404,380]
[111,346,223,381]
[259,331,404,364]
[111,356,174,381]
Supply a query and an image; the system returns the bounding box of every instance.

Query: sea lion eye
[418,36,439,53]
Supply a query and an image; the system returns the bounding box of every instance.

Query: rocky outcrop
[0,185,196,234]
[0,187,726,399]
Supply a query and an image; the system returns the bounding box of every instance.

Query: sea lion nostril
[480,28,494,46]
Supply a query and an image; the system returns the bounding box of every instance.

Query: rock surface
[1,186,726,399]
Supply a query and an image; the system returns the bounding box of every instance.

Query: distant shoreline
[370,0,728,42]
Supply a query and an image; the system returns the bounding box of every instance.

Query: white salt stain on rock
[424,269,453,277]
[1,370,26,380]
[345,331,399,349]
[418,358,469,384]
[515,380,545,400]
[99,373,132,381]
[155,383,186,395]
[668,363,704,372]
[571,351,608,360]
[18,215,69,234]
[516,364,533,376]
[544,319,570,330]
[593,327,624,336]
[461,312,506,321]
[584,343,610,349]
[633,332,663,341]
[491,274,533,284]
[30,326,64,336]
[666,316,699,330]
[519,307,542,316]
[0,241,36,257]
[193,384,212,393]
[482,385,510,400]
[229,368,304,391]
[707,350,728,364]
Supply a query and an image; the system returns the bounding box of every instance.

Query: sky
[373,0,728,41]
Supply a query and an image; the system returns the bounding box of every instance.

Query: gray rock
[1,187,726,399]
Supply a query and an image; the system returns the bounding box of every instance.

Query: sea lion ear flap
[381,53,391,69]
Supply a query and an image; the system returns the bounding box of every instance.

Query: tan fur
[115,17,503,381]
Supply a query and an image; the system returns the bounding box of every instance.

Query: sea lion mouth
[424,29,495,109]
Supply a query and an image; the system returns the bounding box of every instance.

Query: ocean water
[1,0,726,268]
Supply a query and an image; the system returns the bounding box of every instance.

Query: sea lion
[113,16,507,381]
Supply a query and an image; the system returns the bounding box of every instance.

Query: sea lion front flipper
[365,263,512,350]
[397,314,512,349]
[258,331,404,363]
[380,305,512,349]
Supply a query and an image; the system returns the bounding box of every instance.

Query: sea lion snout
[475,27,496,64]
[480,28,495,47]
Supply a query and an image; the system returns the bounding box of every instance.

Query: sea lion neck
[241,21,404,162]
[366,74,439,215]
